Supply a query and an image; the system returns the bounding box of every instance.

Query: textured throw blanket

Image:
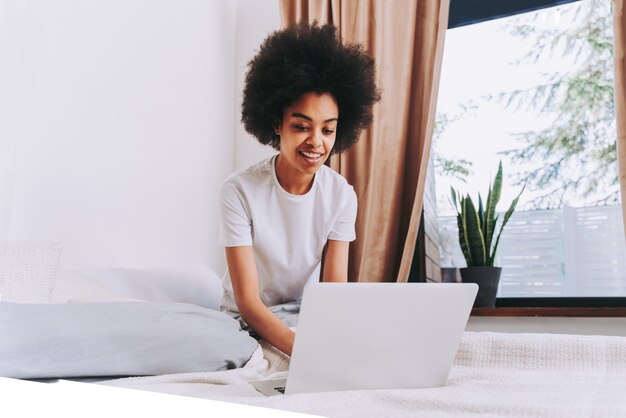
[100,332,626,417]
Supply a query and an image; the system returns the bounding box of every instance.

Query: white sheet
[99,332,626,417]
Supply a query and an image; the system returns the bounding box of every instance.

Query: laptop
[250,282,478,395]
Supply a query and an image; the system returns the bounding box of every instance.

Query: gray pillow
[0,301,258,379]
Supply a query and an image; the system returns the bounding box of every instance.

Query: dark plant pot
[460,267,502,308]
[441,267,461,283]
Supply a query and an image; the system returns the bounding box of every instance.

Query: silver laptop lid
[286,282,478,394]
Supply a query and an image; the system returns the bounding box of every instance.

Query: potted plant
[450,161,523,307]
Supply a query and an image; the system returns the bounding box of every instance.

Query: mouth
[299,150,325,163]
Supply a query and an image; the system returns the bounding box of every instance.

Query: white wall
[233,0,280,171]
[0,0,241,272]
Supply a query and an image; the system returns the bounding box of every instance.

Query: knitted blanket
[101,332,626,417]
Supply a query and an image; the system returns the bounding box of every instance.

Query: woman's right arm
[225,246,296,356]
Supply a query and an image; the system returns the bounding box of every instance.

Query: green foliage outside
[436,0,618,209]
[433,106,475,183]
[492,0,617,208]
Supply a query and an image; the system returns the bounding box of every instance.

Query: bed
[101,331,626,417]
[1,241,626,417]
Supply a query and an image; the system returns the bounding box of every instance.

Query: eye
[294,125,309,131]
[323,129,335,135]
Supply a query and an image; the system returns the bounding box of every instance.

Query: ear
[272,119,282,136]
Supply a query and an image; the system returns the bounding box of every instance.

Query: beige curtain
[615,0,626,237]
[279,0,449,282]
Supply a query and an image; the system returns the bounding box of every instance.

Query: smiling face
[274,92,338,193]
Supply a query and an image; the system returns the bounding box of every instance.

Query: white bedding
[99,331,626,417]
[3,246,623,417]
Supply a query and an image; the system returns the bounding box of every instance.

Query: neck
[275,155,315,195]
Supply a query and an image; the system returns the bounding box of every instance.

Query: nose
[307,129,324,148]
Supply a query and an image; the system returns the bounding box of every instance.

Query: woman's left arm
[321,239,350,282]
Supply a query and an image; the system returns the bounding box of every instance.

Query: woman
[219,22,380,356]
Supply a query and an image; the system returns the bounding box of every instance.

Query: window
[433,0,625,304]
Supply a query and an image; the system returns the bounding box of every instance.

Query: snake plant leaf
[457,195,473,265]
[484,161,503,259]
[451,187,458,212]
[478,194,485,232]
[457,211,472,266]
[453,188,475,265]
[489,186,524,264]
[454,162,522,267]
[463,195,487,266]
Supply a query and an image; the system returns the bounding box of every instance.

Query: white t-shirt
[218,155,357,314]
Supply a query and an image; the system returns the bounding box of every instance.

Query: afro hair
[241,22,381,153]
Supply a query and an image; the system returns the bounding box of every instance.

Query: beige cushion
[0,241,63,303]
[50,269,143,304]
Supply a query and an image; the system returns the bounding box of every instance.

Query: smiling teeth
[301,151,323,158]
